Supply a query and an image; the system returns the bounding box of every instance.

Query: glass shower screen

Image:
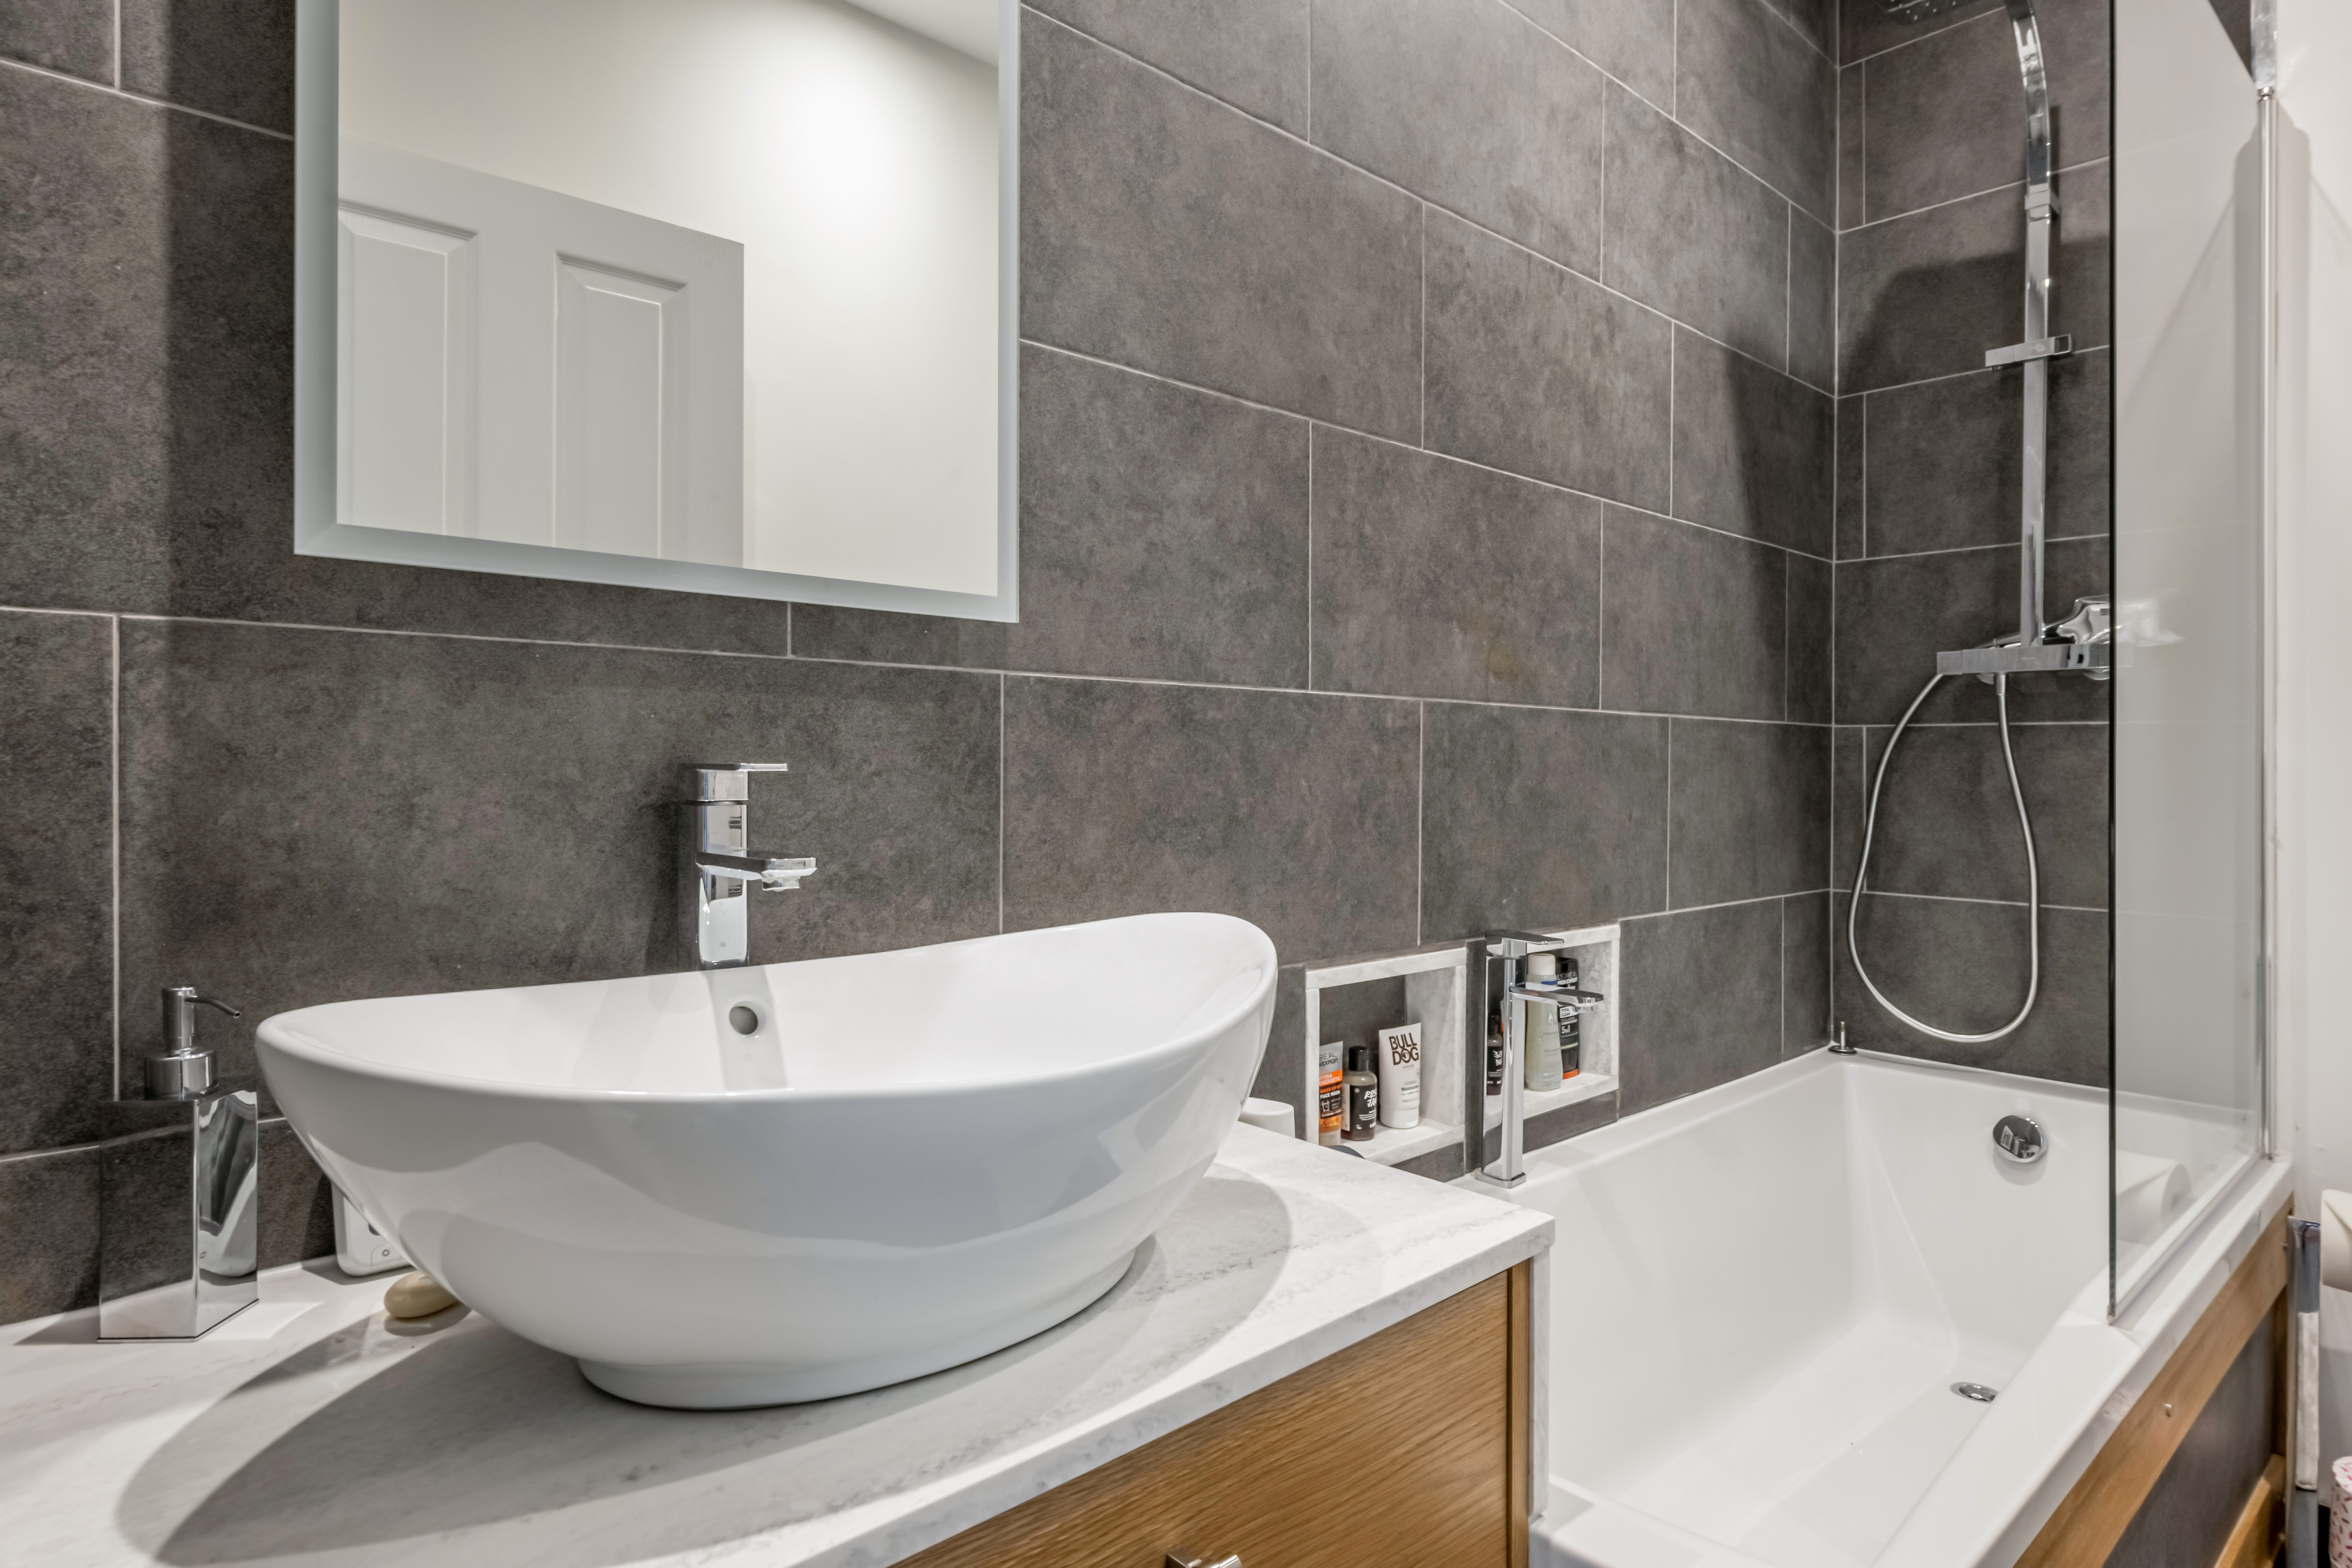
[2110,0,2269,1313]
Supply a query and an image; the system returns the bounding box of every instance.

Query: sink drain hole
[727,1005,761,1035]
[1952,1382,1999,1403]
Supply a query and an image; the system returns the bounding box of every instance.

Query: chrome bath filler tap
[1846,0,2112,1048]
[681,763,815,969]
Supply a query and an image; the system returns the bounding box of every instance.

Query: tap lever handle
[160,985,241,1053]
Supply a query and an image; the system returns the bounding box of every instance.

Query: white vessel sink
[256,912,1277,1408]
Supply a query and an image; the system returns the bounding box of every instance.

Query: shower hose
[1847,669,2041,1045]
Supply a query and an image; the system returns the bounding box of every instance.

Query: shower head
[1871,0,2031,22]
[1873,0,1977,17]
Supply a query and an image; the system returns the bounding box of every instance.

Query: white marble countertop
[2,1125,1550,1568]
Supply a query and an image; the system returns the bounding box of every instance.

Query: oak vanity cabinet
[906,1263,1535,1568]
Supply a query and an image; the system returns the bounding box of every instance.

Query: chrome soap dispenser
[97,986,261,1339]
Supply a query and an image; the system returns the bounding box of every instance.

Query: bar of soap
[384,1270,458,1319]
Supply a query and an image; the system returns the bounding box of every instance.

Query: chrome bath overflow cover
[1992,1114,2046,1163]
[1952,1382,1999,1403]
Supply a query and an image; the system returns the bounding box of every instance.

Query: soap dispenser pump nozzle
[150,985,241,1100]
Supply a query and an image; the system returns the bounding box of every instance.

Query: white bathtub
[1481,1049,2290,1568]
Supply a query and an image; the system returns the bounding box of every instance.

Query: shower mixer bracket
[1936,641,2110,678]
[1984,334,2072,368]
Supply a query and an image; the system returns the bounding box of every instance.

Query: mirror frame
[290,0,1020,620]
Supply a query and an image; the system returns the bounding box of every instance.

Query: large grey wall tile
[1424,210,1672,507]
[0,0,109,79]
[1669,719,1830,906]
[1858,349,2109,556]
[1839,163,2109,392]
[1836,722,2108,907]
[1023,14,1421,439]
[1783,889,1830,1050]
[1505,0,1674,108]
[1840,0,1999,65]
[1791,210,1837,390]
[1789,553,1834,723]
[1619,899,1783,1113]
[1671,330,1833,553]
[1836,892,2106,1083]
[1834,534,2110,724]
[0,1148,99,1320]
[1420,705,1668,937]
[119,0,294,134]
[1002,679,1419,960]
[1310,429,1601,706]
[0,611,114,1152]
[796,348,1308,685]
[1028,0,1310,131]
[0,71,795,657]
[1859,0,2109,223]
[117,622,1002,1097]
[1602,506,1788,720]
[1312,0,1604,273]
[1676,0,1838,220]
[1604,86,1791,365]
[259,1119,337,1270]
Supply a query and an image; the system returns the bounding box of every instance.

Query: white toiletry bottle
[1377,1022,1422,1129]
[1524,953,1564,1091]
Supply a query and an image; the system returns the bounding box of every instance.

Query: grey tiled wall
[0,0,1839,1321]
[1828,0,2112,1082]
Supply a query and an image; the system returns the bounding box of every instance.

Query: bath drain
[1952,1382,1999,1403]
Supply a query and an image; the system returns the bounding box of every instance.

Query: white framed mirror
[291,0,1018,620]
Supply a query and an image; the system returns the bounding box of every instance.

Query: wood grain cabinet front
[904,1262,1533,1568]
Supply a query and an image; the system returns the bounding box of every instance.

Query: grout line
[1598,84,1609,283]
[111,0,120,90]
[1671,0,1680,119]
[1860,59,1868,228]
[0,1140,105,1168]
[1859,392,1868,558]
[1783,556,1792,721]
[997,673,1006,934]
[1785,199,1795,375]
[1664,720,1674,909]
[109,614,121,1099]
[1623,888,1838,923]
[53,607,1851,729]
[1854,888,2108,914]
[0,55,293,140]
[1838,156,2111,238]
[1844,341,2109,403]
[1853,530,2111,565]
[1304,0,1312,136]
[783,602,792,658]
[1416,702,1426,947]
[1024,341,1839,560]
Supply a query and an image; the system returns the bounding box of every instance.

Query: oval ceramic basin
[256,912,1277,1408]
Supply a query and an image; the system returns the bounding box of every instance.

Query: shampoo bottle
[1523,954,1564,1092]
[1377,1022,1422,1129]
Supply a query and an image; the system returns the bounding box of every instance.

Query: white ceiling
[846,0,995,63]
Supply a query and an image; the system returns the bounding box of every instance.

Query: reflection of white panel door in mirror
[337,140,745,567]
